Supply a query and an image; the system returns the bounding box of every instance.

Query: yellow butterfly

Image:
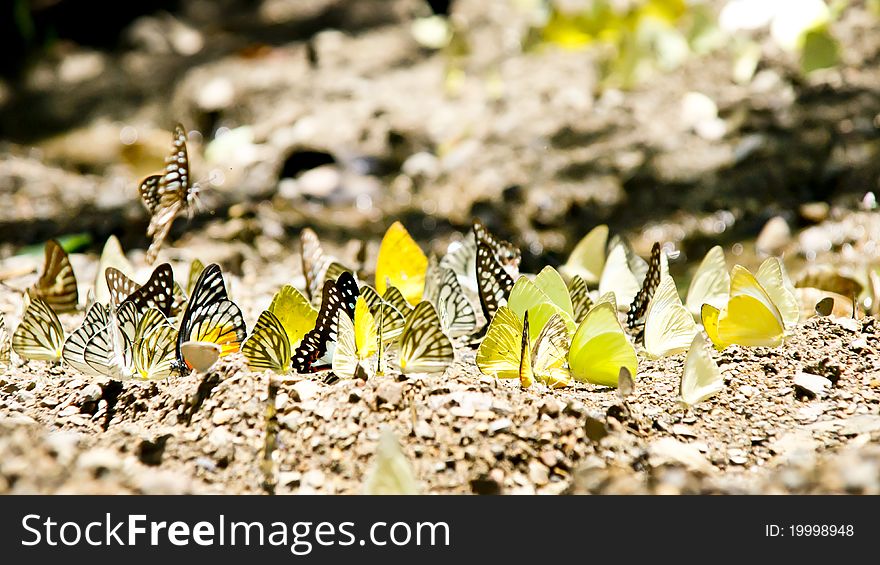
[685,245,729,319]
[133,311,177,380]
[701,265,784,350]
[13,296,65,362]
[363,429,420,495]
[755,256,799,332]
[332,297,379,380]
[397,301,453,374]
[242,310,291,374]
[643,274,697,359]
[568,301,637,387]
[506,272,576,343]
[679,333,724,407]
[268,285,319,350]
[476,307,570,389]
[561,224,608,285]
[94,236,135,306]
[186,258,206,296]
[360,285,405,343]
[28,239,79,314]
[375,221,428,305]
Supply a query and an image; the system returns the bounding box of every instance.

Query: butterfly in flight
[27,239,78,314]
[139,124,200,264]
[291,271,359,373]
[175,264,246,374]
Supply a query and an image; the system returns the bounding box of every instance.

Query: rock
[488,418,512,435]
[414,420,435,439]
[303,469,326,488]
[79,383,103,403]
[290,380,321,402]
[538,398,561,417]
[756,216,791,256]
[799,202,830,223]
[648,438,715,474]
[584,415,608,443]
[850,338,868,352]
[196,77,235,112]
[211,408,237,425]
[45,431,80,465]
[808,415,880,436]
[672,424,697,438]
[728,448,748,465]
[76,448,123,472]
[528,461,549,486]
[137,470,193,495]
[794,372,832,399]
[375,381,405,409]
[450,405,475,418]
[40,396,59,408]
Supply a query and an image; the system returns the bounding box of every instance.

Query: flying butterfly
[375,221,428,305]
[12,296,65,362]
[476,308,571,389]
[242,310,291,374]
[291,271,359,373]
[568,275,593,323]
[397,301,454,375]
[27,239,78,314]
[626,242,663,331]
[62,302,110,376]
[475,240,514,325]
[331,297,379,380]
[176,264,247,373]
[140,123,200,264]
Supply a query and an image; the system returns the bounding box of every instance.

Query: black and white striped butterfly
[62,302,110,375]
[475,240,514,325]
[424,267,477,337]
[175,264,247,374]
[627,242,662,333]
[12,296,65,362]
[140,124,200,264]
[397,301,454,374]
[359,284,406,343]
[567,274,593,323]
[0,314,10,367]
[27,239,78,314]
[291,271,359,373]
[473,219,521,269]
[242,310,291,374]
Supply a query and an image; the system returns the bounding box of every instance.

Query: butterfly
[300,228,353,305]
[12,296,65,362]
[82,312,133,380]
[568,301,637,387]
[397,301,454,374]
[94,236,135,306]
[140,124,199,264]
[176,264,247,373]
[506,270,576,343]
[268,285,319,349]
[242,310,291,374]
[598,236,648,309]
[375,221,428,305]
[291,271,359,373]
[382,285,413,317]
[180,341,222,374]
[27,239,78,314]
[567,275,593,323]
[475,240,514,324]
[684,245,729,319]
[62,302,111,375]
[755,256,799,332]
[423,267,477,338]
[133,322,178,381]
[560,224,609,285]
[701,265,785,351]
[186,258,205,296]
[363,429,420,495]
[0,314,11,367]
[108,263,175,316]
[679,332,723,407]
[476,307,570,389]
[643,274,697,359]
[360,284,406,343]
[473,219,521,269]
[332,297,379,380]
[627,242,663,331]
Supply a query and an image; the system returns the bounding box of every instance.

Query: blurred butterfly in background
[12,296,65,362]
[300,228,354,306]
[375,221,428,305]
[679,332,724,407]
[642,273,697,359]
[291,271,358,373]
[362,429,420,495]
[139,124,200,264]
[477,308,570,389]
[331,297,379,380]
[397,300,453,375]
[27,239,78,314]
[176,264,246,374]
[568,301,637,388]
[685,245,729,320]
[560,224,609,285]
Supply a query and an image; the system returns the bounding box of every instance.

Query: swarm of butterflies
[0,124,809,408]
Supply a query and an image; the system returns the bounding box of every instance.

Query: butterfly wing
[568,301,637,387]
[331,311,359,379]
[62,302,110,375]
[533,266,574,318]
[435,268,477,337]
[268,285,318,349]
[627,242,662,330]
[685,245,729,319]
[375,221,428,304]
[756,257,799,331]
[473,220,521,270]
[531,312,571,388]
[291,271,359,373]
[83,318,133,380]
[28,239,78,313]
[440,232,478,294]
[598,241,640,309]
[354,296,378,360]
[94,236,135,306]
[363,430,420,495]
[398,301,453,374]
[560,224,608,284]
[475,240,514,323]
[475,306,523,380]
[186,258,206,296]
[360,285,406,343]
[105,267,142,308]
[133,324,178,380]
[507,276,575,343]
[567,275,593,323]
[242,310,291,374]
[643,274,697,359]
[300,227,332,304]
[712,265,785,350]
[12,297,65,361]
[116,263,175,316]
[680,332,724,407]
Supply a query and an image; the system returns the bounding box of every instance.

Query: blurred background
[0,0,879,283]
